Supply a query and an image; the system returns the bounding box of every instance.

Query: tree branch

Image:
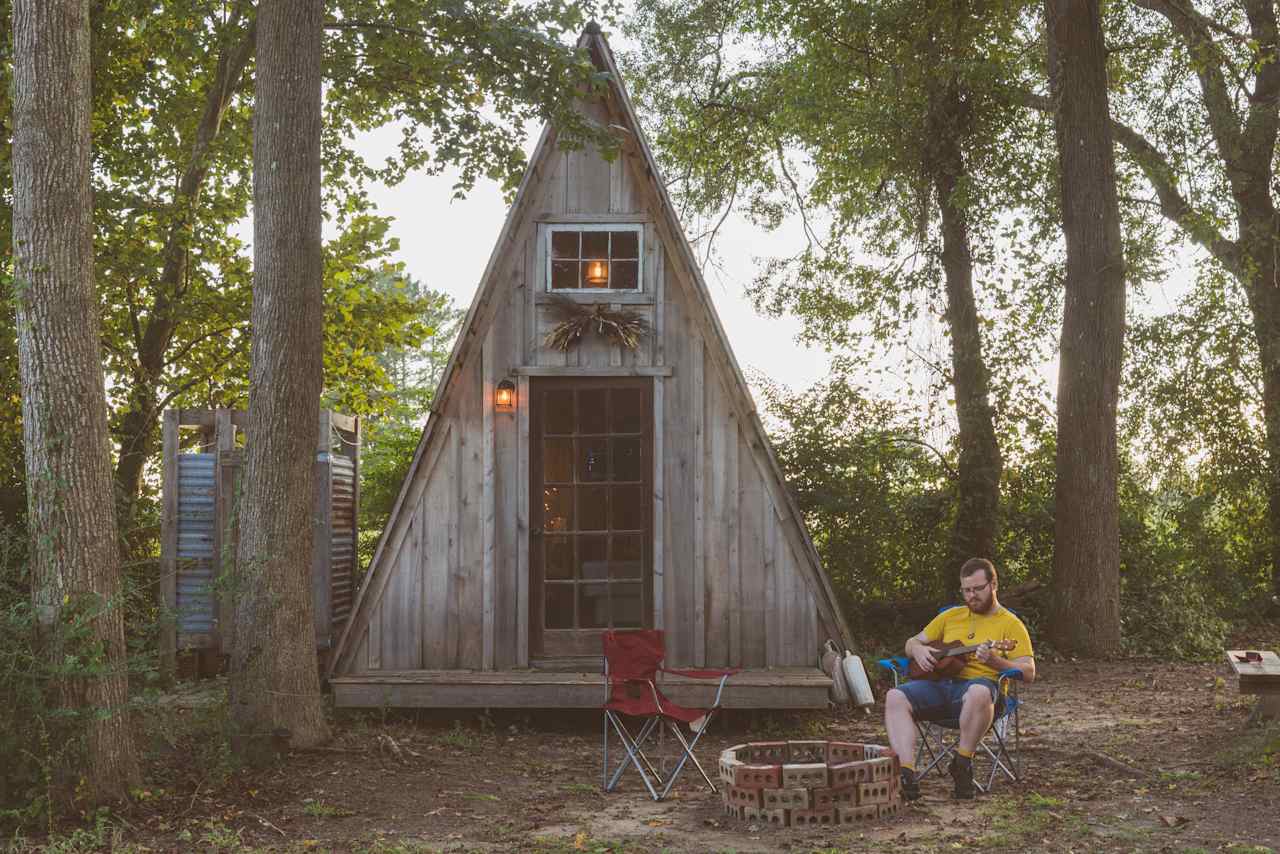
[1013,87,1242,277]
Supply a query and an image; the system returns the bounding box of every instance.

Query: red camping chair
[602,629,737,801]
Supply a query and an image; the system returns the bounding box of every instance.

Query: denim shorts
[897,677,1000,722]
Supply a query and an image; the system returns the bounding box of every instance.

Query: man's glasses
[959,581,991,597]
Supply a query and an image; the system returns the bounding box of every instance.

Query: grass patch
[439,720,480,750]
[462,792,500,802]
[302,799,356,817]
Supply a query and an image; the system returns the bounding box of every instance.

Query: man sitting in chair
[884,557,1035,800]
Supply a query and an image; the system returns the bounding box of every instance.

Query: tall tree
[626,0,1052,590]
[10,0,140,802]
[227,0,329,759]
[1044,0,1126,654]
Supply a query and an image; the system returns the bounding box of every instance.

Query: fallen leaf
[1158,815,1190,828]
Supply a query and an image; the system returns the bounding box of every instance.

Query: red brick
[782,762,829,788]
[811,786,857,810]
[790,808,837,827]
[829,759,873,787]
[857,780,893,805]
[726,786,762,808]
[762,787,809,810]
[826,741,865,764]
[838,804,880,824]
[733,764,781,789]
[738,741,788,764]
[786,740,828,763]
[868,757,894,781]
[743,805,789,826]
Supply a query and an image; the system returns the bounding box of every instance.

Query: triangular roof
[330,25,853,675]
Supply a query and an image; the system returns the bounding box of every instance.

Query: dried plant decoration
[543,294,651,352]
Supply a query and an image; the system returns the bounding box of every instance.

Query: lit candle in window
[584,259,609,287]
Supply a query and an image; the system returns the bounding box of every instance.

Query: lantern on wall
[495,379,516,412]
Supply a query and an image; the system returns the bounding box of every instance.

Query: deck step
[329,667,832,709]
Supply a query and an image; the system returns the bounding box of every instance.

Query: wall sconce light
[495,379,516,413]
[584,259,609,287]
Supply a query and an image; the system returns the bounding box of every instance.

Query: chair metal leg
[604,713,663,800]
[656,713,719,799]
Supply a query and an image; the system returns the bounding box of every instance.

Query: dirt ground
[15,653,1280,853]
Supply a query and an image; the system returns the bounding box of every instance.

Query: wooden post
[214,408,236,657]
[313,410,334,650]
[159,410,179,681]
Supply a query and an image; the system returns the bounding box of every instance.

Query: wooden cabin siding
[330,33,852,694]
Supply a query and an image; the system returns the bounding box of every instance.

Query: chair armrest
[658,667,735,710]
[877,657,909,687]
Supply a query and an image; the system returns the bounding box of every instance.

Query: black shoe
[950,755,976,800]
[900,768,920,802]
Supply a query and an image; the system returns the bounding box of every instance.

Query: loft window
[547,225,642,291]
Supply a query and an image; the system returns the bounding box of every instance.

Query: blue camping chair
[877,611,1026,794]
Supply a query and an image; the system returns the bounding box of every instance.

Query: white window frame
[544,224,644,294]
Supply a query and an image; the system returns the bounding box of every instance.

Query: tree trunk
[11,0,140,803]
[927,81,1004,588]
[1238,209,1280,600]
[1044,0,1126,655]
[227,0,328,762]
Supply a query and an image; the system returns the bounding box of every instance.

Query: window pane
[551,260,578,290]
[579,583,609,628]
[613,583,643,628]
[544,439,573,482]
[545,536,573,580]
[611,389,645,434]
[612,438,643,482]
[610,230,639,258]
[611,533,644,579]
[546,584,574,629]
[544,390,574,435]
[578,486,608,531]
[552,231,579,259]
[611,486,644,530]
[543,487,572,532]
[581,260,609,289]
[582,231,609,259]
[578,389,608,434]
[579,535,608,579]
[578,438,608,482]
[610,260,638,290]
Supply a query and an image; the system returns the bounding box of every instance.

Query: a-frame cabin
[328,24,853,709]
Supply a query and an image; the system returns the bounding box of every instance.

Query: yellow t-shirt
[920,606,1033,682]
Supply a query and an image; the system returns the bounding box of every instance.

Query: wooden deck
[329,667,832,709]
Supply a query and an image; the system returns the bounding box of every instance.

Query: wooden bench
[1225,649,1280,724]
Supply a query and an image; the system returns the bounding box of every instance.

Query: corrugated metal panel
[330,454,356,628]
[176,454,216,635]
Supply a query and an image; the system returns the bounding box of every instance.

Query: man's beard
[970,595,996,615]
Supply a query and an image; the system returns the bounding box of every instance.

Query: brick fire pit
[718,740,901,827]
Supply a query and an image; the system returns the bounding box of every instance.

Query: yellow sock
[900,761,915,772]
[957,748,975,759]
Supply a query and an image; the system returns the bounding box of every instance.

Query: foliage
[355,281,462,571]
[763,367,1260,657]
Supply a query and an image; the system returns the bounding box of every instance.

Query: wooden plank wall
[352,96,827,675]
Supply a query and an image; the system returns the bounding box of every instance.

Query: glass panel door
[530,378,652,657]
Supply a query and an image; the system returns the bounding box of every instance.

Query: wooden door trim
[529,376,654,658]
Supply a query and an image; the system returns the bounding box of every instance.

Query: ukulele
[907,639,1017,681]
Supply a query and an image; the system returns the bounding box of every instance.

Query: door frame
[528,376,655,658]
